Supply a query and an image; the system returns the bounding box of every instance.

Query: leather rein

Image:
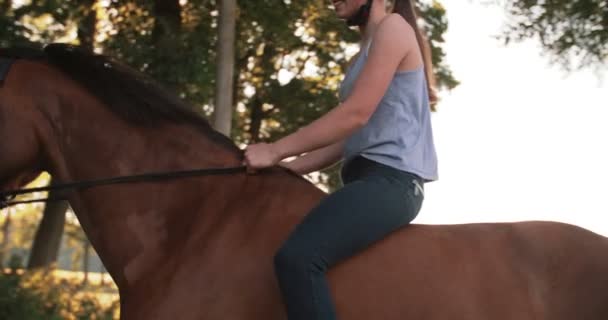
[0,166,247,209]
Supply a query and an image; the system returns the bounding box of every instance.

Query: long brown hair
[392,0,438,111]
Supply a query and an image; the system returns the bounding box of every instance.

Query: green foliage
[0,0,30,46]
[419,1,459,90]
[98,1,218,108]
[0,272,61,320]
[500,0,607,70]
[0,174,49,268]
[0,271,118,320]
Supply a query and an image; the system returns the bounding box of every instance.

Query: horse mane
[0,43,241,155]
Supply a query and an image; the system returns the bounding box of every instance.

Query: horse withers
[0,44,607,319]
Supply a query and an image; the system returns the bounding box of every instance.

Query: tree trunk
[100,264,107,285]
[248,97,264,143]
[28,2,98,270]
[1,0,12,14]
[0,209,12,268]
[77,0,98,51]
[77,2,96,278]
[213,0,237,136]
[152,0,182,47]
[246,43,274,143]
[82,239,90,285]
[27,186,68,269]
[151,0,182,94]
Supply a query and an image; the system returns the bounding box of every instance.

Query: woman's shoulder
[369,13,418,56]
[379,13,415,32]
[375,13,416,44]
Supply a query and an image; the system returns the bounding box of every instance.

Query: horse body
[117,170,323,319]
[119,213,608,319]
[331,222,608,320]
[1,46,607,319]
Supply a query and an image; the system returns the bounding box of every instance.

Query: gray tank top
[340,43,438,182]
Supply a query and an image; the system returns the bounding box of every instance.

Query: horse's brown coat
[1,57,607,320]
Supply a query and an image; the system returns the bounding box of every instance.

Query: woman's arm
[280,140,345,175]
[272,15,410,160]
[243,15,412,171]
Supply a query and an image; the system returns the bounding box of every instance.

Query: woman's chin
[335,12,349,20]
[332,6,347,19]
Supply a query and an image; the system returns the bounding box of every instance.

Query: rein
[0,166,247,209]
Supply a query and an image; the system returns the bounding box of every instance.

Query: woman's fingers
[243,155,258,174]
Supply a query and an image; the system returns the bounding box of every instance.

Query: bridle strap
[0,165,248,209]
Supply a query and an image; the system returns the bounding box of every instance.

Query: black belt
[341,156,424,185]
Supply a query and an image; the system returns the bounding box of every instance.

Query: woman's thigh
[278,175,423,266]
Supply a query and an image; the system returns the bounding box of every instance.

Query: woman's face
[331,0,367,19]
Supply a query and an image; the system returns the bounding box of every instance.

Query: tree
[0,209,13,267]
[0,0,10,14]
[26,195,68,269]
[27,0,99,270]
[103,1,217,104]
[0,0,30,47]
[63,219,92,282]
[499,0,607,70]
[0,200,46,270]
[212,0,237,136]
[151,0,184,89]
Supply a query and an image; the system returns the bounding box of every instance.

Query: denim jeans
[274,156,425,320]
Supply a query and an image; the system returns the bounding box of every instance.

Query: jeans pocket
[407,179,424,217]
[412,179,425,199]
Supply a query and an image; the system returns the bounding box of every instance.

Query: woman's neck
[359,2,388,46]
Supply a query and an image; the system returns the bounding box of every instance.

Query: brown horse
[1,44,607,320]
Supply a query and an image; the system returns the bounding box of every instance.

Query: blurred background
[0,0,605,319]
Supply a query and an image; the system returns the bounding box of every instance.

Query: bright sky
[415,1,608,236]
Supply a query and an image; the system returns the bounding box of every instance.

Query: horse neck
[34,68,243,290]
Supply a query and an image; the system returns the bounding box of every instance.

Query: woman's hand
[243,143,283,173]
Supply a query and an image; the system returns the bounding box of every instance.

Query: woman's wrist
[279,160,296,171]
[271,140,290,161]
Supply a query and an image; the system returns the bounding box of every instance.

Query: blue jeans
[274,156,425,320]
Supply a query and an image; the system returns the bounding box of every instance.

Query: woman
[243,0,438,319]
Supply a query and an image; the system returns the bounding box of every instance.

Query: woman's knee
[275,244,305,272]
[274,242,325,276]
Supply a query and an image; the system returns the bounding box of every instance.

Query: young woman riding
[243,0,439,319]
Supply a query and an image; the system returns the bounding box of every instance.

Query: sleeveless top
[339,43,439,182]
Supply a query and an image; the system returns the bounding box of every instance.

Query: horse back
[327,221,608,320]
